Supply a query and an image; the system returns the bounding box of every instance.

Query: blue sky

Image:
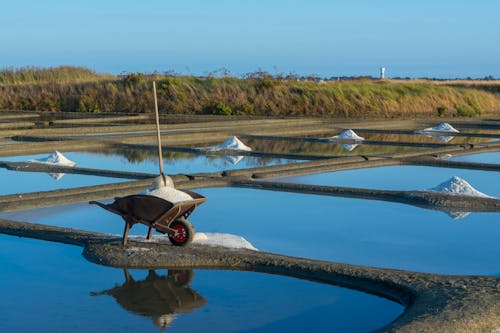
[1,0,499,78]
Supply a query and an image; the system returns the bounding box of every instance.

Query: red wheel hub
[172,224,187,242]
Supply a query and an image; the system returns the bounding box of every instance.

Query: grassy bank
[1,66,499,118]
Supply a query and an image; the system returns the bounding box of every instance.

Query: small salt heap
[29,150,76,180]
[204,136,252,151]
[422,123,459,133]
[429,176,494,220]
[327,129,365,151]
[429,176,492,198]
[141,175,193,203]
[30,150,76,167]
[416,123,459,143]
[193,232,259,250]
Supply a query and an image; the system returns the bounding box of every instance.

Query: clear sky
[1,0,499,78]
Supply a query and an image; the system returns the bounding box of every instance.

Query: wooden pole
[153,81,166,185]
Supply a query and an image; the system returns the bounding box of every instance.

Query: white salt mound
[144,187,193,203]
[30,150,76,167]
[206,136,252,151]
[330,129,365,141]
[429,176,492,198]
[421,123,459,133]
[193,232,259,251]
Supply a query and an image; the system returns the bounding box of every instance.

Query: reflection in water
[225,155,244,165]
[92,269,206,332]
[418,132,455,143]
[340,143,359,151]
[48,172,65,180]
[446,210,471,220]
[96,147,295,169]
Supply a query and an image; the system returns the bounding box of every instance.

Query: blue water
[0,149,301,196]
[0,235,402,333]
[275,165,500,197]
[4,150,302,175]
[447,152,500,164]
[0,168,126,196]
[3,187,499,276]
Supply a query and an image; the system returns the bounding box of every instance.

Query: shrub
[436,106,446,117]
[122,73,146,86]
[455,103,481,117]
[206,101,233,115]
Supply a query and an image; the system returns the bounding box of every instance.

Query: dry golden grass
[0,67,499,118]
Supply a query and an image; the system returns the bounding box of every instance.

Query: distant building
[380,67,386,79]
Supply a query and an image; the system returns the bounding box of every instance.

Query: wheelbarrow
[89,189,207,246]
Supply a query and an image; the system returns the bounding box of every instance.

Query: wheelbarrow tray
[90,189,207,245]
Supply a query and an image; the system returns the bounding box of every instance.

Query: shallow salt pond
[447,152,500,164]
[0,149,301,195]
[244,138,428,156]
[0,168,127,196]
[275,165,500,197]
[3,187,499,276]
[0,235,403,333]
[361,132,493,145]
[4,149,302,175]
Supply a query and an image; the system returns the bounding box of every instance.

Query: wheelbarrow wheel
[168,218,194,247]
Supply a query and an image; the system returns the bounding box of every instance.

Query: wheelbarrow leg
[146,225,154,240]
[122,218,133,245]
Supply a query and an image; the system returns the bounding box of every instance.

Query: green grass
[0,66,499,117]
[0,66,115,85]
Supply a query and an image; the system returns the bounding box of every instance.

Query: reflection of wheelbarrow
[89,190,207,246]
[91,269,206,332]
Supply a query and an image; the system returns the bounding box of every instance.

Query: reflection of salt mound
[31,150,76,166]
[206,136,252,151]
[340,143,359,151]
[429,134,455,143]
[429,176,492,198]
[225,155,245,165]
[446,211,471,220]
[143,187,193,204]
[193,232,258,251]
[48,173,65,180]
[416,123,459,142]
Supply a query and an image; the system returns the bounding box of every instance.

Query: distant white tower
[380,67,386,79]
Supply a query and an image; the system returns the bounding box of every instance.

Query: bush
[455,103,481,117]
[122,73,146,86]
[206,102,233,115]
[436,106,446,117]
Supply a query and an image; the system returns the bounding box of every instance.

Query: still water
[3,187,499,276]
[275,165,500,197]
[447,152,500,164]
[0,167,126,196]
[245,138,427,156]
[0,235,403,332]
[4,149,301,175]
